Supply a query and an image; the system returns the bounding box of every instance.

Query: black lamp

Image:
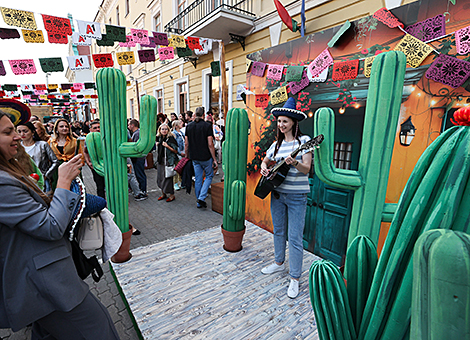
[399,116,416,146]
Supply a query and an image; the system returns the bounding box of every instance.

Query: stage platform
[111,221,321,339]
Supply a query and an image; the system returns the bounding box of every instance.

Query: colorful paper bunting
[363,56,375,78]
[186,37,202,50]
[194,38,212,55]
[289,69,309,95]
[0,61,6,76]
[34,84,46,91]
[0,27,20,39]
[425,54,470,88]
[9,59,36,75]
[251,62,267,77]
[1,7,37,30]
[140,36,156,48]
[106,25,126,42]
[211,61,221,77]
[307,67,328,82]
[332,59,359,81]
[455,26,470,55]
[41,15,72,35]
[72,32,91,46]
[47,32,68,44]
[39,58,64,72]
[119,35,136,47]
[92,53,114,68]
[394,34,433,68]
[96,34,114,46]
[255,94,270,108]
[130,28,150,45]
[270,86,288,105]
[266,64,284,81]
[373,8,404,28]
[286,66,304,82]
[48,84,58,90]
[138,49,156,63]
[76,20,102,40]
[116,51,135,65]
[158,47,174,60]
[308,48,334,78]
[405,14,445,42]
[22,29,44,43]
[176,47,193,58]
[67,56,90,71]
[169,34,186,48]
[153,32,169,46]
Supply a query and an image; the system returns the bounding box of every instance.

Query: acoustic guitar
[254,134,324,199]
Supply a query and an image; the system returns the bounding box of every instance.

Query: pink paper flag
[119,35,136,47]
[308,48,333,78]
[73,83,84,90]
[9,59,36,75]
[251,61,267,77]
[456,25,470,55]
[289,69,309,95]
[158,46,174,60]
[130,28,150,45]
[266,64,284,81]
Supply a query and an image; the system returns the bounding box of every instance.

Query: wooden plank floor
[112,222,321,340]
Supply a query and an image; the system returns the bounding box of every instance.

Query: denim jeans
[270,192,308,279]
[192,159,214,202]
[131,158,147,193]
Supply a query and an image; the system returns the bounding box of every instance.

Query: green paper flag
[176,46,192,58]
[2,84,18,91]
[286,65,304,82]
[105,25,126,42]
[39,57,64,72]
[96,34,114,46]
[84,82,95,89]
[327,20,351,48]
[211,61,221,77]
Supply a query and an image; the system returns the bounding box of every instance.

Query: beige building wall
[91,0,416,120]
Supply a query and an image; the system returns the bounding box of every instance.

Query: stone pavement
[1,164,223,340]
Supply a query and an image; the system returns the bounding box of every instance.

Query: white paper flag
[194,38,213,56]
[72,32,92,46]
[67,55,90,71]
[20,84,34,91]
[307,67,328,82]
[76,20,102,40]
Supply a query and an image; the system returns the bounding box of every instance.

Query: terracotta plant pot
[111,224,133,263]
[221,226,246,252]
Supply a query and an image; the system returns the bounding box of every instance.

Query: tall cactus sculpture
[221,108,249,250]
[313,51,406,247]
[411,229,470,340]
[310,124,470,340]
[86,68,157,234]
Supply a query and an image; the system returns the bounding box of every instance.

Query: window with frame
[155,89,163,113]
[154,13,161,32]
[125,0,130,16]
[333,142,353,170]
[129,98,134,118]
[178,82,187,113]
[177,0,186,31]
[116,6,120,25]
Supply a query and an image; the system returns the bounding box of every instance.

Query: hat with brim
[271,97,307,121]
[0,99,31,126]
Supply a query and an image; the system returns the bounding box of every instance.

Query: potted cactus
[221,107,250,252]
[86,67,157,263]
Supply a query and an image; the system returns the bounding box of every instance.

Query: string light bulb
[339,106,346,114]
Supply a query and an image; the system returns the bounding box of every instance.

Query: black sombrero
[0,99,31,126]
[271,97,307,121]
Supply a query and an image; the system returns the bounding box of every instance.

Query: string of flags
[0,6,218,77]
[0,82,98,102]
[245,8,470,108]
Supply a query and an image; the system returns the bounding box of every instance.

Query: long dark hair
[273,117,303,158]
[0,111,51,205]
[18,121,41,142]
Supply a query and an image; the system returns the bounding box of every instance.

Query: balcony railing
[164,0,255,34]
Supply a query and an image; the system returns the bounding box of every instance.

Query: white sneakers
[287,279,299,299]
[261,262,285,274]
[261,263,300,298]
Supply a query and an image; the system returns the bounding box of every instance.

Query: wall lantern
[399,116,416,146]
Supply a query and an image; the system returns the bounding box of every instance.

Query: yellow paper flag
[168,34,186,48]
[22,29,44,43]
[1,7,37,30]
[246,59,252,73]
[364,56,375,78]
[48,84,58,90]
[116,51,135,65]
[270,86,288,105]
[394,34,433,68]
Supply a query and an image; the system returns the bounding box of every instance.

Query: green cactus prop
[411,229,470,340]
[222,108,249,232]
[309,260,356,340]
[344,235,378,333]
[313,51,406,247]
[86,68,157,233]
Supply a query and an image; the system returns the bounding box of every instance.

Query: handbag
[165,165,176,178]
[175,157,190,175]
[71,238,104,282]
[77,214,104,250]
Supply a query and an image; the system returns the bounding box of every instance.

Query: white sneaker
[261,262,285,275]
[287,279,299,299]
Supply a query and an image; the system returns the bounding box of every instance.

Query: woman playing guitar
[260,97,312,299]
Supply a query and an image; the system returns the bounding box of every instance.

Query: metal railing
[164,0,255,34]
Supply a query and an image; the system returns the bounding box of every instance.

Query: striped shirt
[266,135,311,194]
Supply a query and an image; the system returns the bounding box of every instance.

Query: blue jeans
[270,192,308,279]
[193,159,214,202]
[131,158,147,193]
